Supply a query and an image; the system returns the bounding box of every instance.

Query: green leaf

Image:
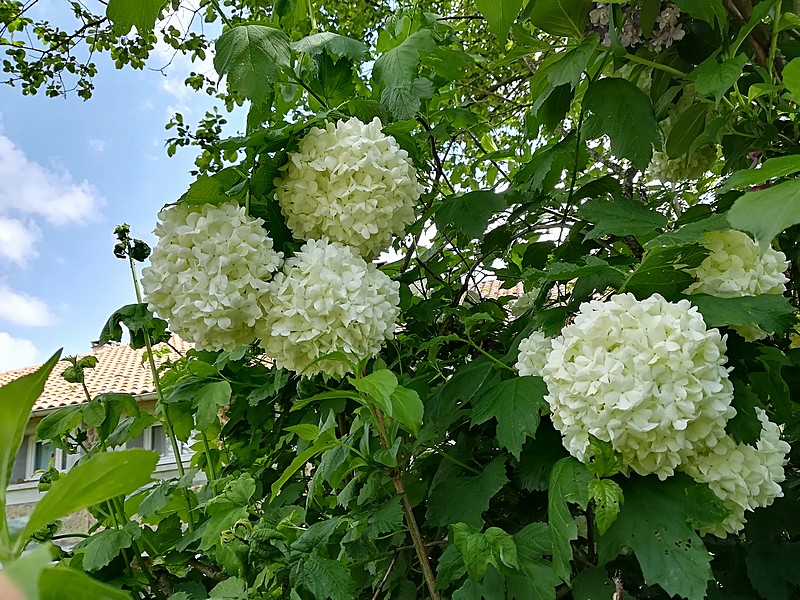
[3,544,53,600]
[644,213,730,249]
[584,435,624,478]
[209,577,247,599]
[672,0,727,26]
[452,523,519,582]
[106,0,165,35]
[99,304,169,349]
[528,0,593,37]
[0,350,61,492]
[598,476,725,600]
[35,406,83,443]
[471,376,547,460]
[728,177,800,247]
[782,57,800,98]
[507,523,561,600]
[372,29,436,119]
[295,553,355,600]
[436,543,467,589]
[427,458,509,529]
[548,457,591,582]
[665,103,709,159]
[620,244,708,299]
[688,294,797,336]
[271,435,336,499]
[81,527,135,571]
[350,369,398,416]
[475,0,523,42]
[691,54,748,101]
[21,450,158,546]
[389,386,424,436]
[719,155,800,193]
[571,566,615,600]
[588,478,624,535]
[435,191,507,241]
[193,381,232,430]
[292,517,345,553]
[308,52,356,107]
[39,566,130,600]
[214,25,291,103]
[582,78,660,169]
[291,32,367,60]
[547,35,598,88]
[578,196,668,240]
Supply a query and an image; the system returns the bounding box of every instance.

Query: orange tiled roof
[0,335,193,413]
[476,280,524,300]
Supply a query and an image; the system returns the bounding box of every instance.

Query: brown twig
[371,552,399,600]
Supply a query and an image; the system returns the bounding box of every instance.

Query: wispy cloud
[0,216,40,265]
[88,138,107,153]
[0,331,38,370]
[0,284,54,327]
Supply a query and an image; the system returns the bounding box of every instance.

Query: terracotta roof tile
[0,335,193,413]
[475,280,524,300]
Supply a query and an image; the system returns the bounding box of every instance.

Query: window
[126,425,190,463]
[9,436,70,485]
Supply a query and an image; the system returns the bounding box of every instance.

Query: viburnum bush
[2,1,800,600]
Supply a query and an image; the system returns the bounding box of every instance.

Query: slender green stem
[200,432,218,481]
[306,0,317,31]
[769,0,783,81]
[208,0,234,28]
[127,256,195,532]
[624,52,688,78]
[431,447,481,475]
[457,335,515,372]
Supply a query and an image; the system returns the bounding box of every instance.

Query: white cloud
[0,332,38,370]
[0,134,104,226]
[88,138,106,153]
[0,217,40,264]
[0,284,53,326]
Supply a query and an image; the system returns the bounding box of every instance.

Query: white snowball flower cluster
[515,330,552,377]
[588,2,683,50]
[648,145,716,183]
[541,293,736,480]
[256,239,400,377]
[686,230,789,297]
[275,117,422,258]
[681,408,790,536]
[142,203,283,351]
[647,5,686,51]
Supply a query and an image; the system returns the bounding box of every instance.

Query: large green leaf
[665,103,708,159]
[598,476,726,600]
[99,304,169,349]
[547,35,598,88]
[106,0,166,35]
[291,32,367,60]
[39,566,130,600]
[0,350,61,493]
[588,478,624,535]
[427,458,508,529]
[3,544,53,599]
[471,376,548,459]
[528,0,593,37]
[193,381,232,429]
[435,191,507,240]
[644,213,729,249]
[389,386,424,436]
[475,0,523,42]
[578,196,668,240]
[294,553,355,600]
[728,177,800,248]
[691,54,748,101]
[20,449,158,548]
[81,523,138,571]
[582,78,660,169]
[548,457,591,582]
[214,25,291,103]
[688,294,797,336]
[718,155,800,193]
[451,523,518,582]
[372,29,436,119]
[620,244,708,299]
[506,523,561,600]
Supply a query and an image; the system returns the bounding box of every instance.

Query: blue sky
[0,9,230,369]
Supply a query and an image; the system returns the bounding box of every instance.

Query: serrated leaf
[99,304,169,349]
[214,25,291,103]
[291,32,367,60]
[719,155,800,193]
[688,294,797,336]
[389,386,424,436]
[644,213,730,249]
[351,370,398,416]
[548,458,591,582]
[451,524,493,582]
[82,528,134,571]
[597,476,725,600]
[528,0,593,37]
[295,553,355,600]
[588,478,623,535]
[547,35,598,88]
[620,245,708,299]
[471,376,547,459]
[584,436,624,478]
[578,196,668,240]
[582,78,660,169]
[193,381,232,430]
[308,52,356,107]
[475,0,523,41]
[427,458,508,529]
[106,0,166,35]
[372,29,436,119]
[436,543,467,589]
[728,177,800,248]
[691,54,748,101]
[435,191,507,240]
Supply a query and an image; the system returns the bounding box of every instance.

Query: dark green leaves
[451,523,518,581]
[548,458,591,582]
[691,54,748,101]
[471,376,548,459]
[665,104,708,159]
[719,155,800,193]
[291,32,367,61]
[620,245,708,299]
[81,523,139,571]
[194,381,232,429]
[578,196,668,240]
[372,29,436,120]
[728,178,800,247]
[582,78,660,169]
[427,458,508,529]
[214,25,291,104]
[106,0,166,35]
[294,553,355,600]
[688,294,797,336]
[598,476,725,600]
[475,0,523,42]
[39,566,131,600]
[528,0,593,38]
[99,304,170,349]
[435,191,507,241]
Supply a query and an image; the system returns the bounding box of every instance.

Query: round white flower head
[516,330,552,377]
[686,229,789,341]
[542,293,736,479]
[275,117,422,257]
[682,408,790,536]
[141,202,283,351]
[256,239,400,377]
